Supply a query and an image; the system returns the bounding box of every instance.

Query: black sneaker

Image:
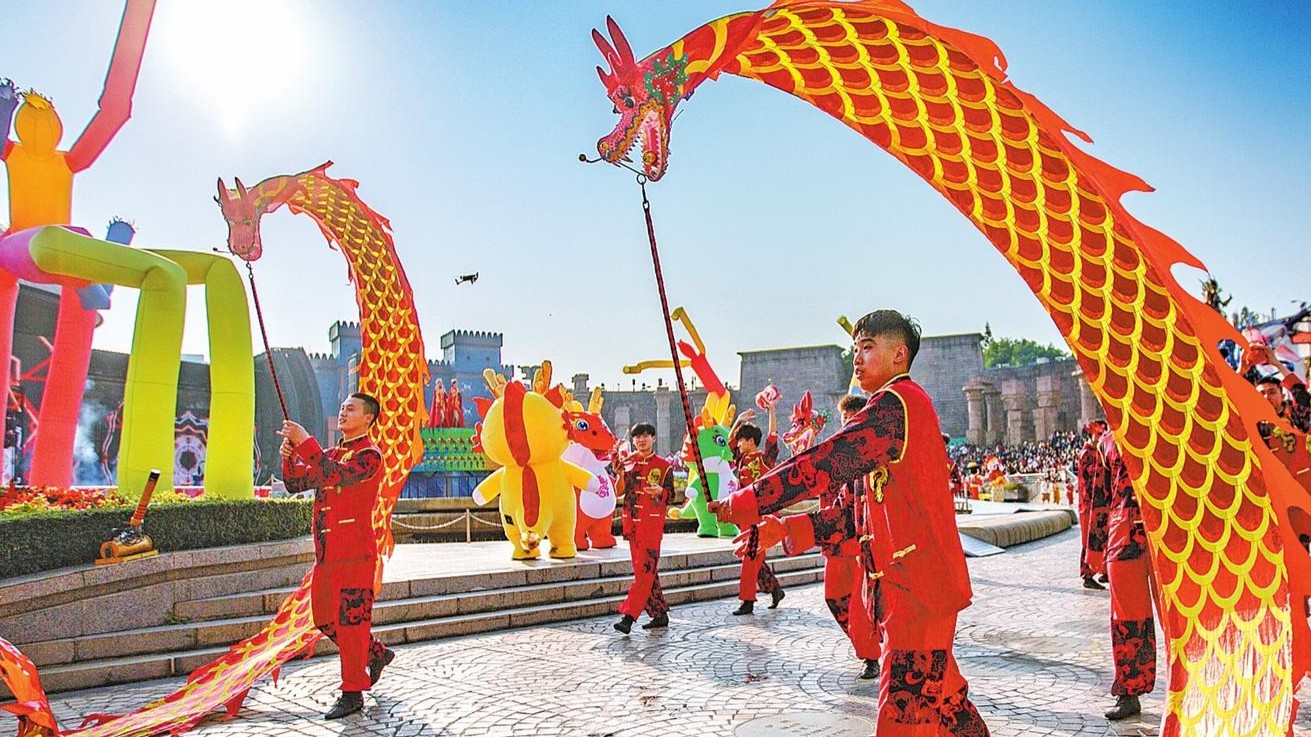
[1105,695,1141,721]
[613,614,634,634]
[769,588,786,609]
[641,614,669,630]
[1082,575,1105,590]
[368,647,395,687]
[859,659,879,680]
[1097,572,1110,584]
[324,691,364,720]
[732,600,754,616]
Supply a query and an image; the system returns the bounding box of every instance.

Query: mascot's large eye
[714,435,727,447]
[624,95,635,108]
[574,419,591,432]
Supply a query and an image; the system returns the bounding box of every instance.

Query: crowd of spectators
[948,430,1082,475]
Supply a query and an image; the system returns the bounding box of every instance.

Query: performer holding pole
[280,393,395,720]
[712,310,988,737]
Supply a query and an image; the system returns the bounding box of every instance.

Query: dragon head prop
[592,16,689,181]
[782,390,829,455]
[216,177,267,261]
[216,165,316,261]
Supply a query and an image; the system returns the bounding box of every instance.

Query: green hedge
[0,499,312,579]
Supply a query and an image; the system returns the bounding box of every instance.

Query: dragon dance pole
[635,176,712,495]
[243,261,290,422]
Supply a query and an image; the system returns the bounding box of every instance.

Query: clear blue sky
[5,1,1309,391]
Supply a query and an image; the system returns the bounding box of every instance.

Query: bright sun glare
[156,0,310,141]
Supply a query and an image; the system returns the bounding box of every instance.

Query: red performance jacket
[733,432,779,487]
[283,434,384,565]
[1260,422,1311,494]
[1076,442,1108,510]
[723,374,972,616]
[618,453,674,531]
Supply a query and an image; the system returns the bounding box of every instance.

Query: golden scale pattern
[60,170,428,737]
[682,2,1296,734]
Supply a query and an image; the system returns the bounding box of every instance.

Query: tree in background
[983,337,1071,368]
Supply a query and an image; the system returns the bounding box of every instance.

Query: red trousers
[878,602,989,737]
[574,494,617,551]
[738,546,783,601]
[1106,512,1157,697]
[620,511,669,619]
[824,554,880,661]
[312,560,385,692]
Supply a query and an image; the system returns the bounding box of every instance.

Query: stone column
[572,373,590,397]
[984,387,1005,445]
[1002,379,1031,445]
[654,386,673,455]
[1074,368,1099,425]
[613,404,632,440]
[1034,375,1062,441]
[963,379,990,445]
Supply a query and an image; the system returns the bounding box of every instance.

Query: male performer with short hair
[280,392,395,720]
[712,310,988,736]
[613,422,676,634]
[729,406,786,615]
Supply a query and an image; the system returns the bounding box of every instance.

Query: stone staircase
[3,540,824,695]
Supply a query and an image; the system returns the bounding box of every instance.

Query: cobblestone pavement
[40,529,1311,736]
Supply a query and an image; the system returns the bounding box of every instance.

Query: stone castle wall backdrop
[11,282,1098,484]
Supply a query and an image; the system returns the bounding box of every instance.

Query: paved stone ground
[38,529,1311,736]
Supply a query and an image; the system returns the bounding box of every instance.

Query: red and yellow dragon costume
[0,163,427,736]
[592,2,1310,735]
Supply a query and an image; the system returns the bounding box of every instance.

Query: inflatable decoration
[559,386,620,550]
[592,2,1311,734]
[416,427,491,473]
[472,362,598,559]
[624,307,739,537]
[780,389,827,455]
[0,162,429,737]
[675,404,739,538]
[0,0,251,499]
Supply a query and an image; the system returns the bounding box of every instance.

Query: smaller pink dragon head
[593,16,689,182]
[215,177,266,261]
[782,391,829,455]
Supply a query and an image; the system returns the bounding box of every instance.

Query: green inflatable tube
[153,251,254,499]
[28,226,186,498]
